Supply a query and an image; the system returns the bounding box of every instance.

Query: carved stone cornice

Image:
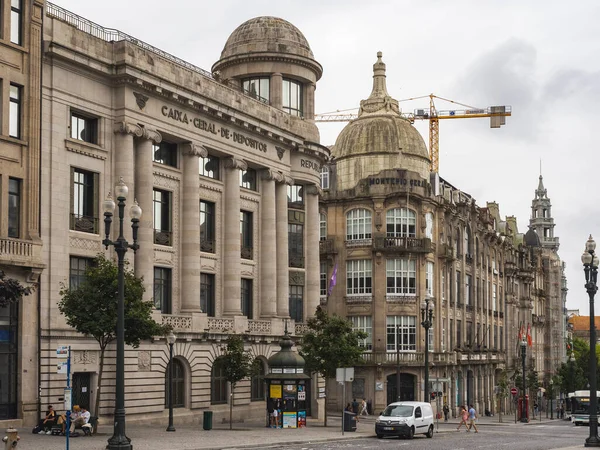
[278,174,294,186]
[113,121,143,137]
[182,142,208,158]
[261,169,284,182]
[304,184,323,197]
[223,157,248,171]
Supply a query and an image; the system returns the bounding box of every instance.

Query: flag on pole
[527,323,532,347]
[328,263,338,296]
[518,322,524,341]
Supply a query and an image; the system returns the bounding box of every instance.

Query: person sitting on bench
[70,406,90,433]
[37,405,57,434]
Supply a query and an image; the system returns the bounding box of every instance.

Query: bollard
[3,428,20,449]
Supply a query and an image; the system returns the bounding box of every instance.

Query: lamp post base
[585,437,600,447]
[106,437,132,450]
[166,425,176,432]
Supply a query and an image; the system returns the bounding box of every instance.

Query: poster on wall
[282,412,297,428]
[298,411,306,428]
[283,384,297,399]
[270,384,282,399]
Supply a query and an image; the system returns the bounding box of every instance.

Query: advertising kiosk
[264,330,310,428]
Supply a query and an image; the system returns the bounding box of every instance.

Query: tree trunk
[230,382,234,430]
[324,386,328,427]
[93,343,107,434]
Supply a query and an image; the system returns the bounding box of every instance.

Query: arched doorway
[165,358,185,408]
[386,373,415,404]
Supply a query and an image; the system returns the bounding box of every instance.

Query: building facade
[319,53,566,416]
[39,4,327,424]
[0,0,45,427]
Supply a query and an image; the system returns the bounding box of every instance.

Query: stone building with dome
[319,53,566,416]
[36,4,328,425]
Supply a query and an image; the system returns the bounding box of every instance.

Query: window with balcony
[8,178,20,238]
[466,274,472,306]
[386,316,416,352]
[240,168,257,191]
[242,77,270,103]
[386,208,416,237]
[69,256,93,289]
[200,154,220,180]
[241,278,253,319]
[287,185,304,208]
[153,267,172,314]
[282,78,303,117]
[240,211,253,259]
[319,213,327,241]
[10,0,22,45]
[153,189,172,246]
[200,200,215,253]
[71,168,99,234]
[350,316,372,350]
[320,262,327,297]
[346,209,372,241]
[70,111,98,144]
[425,212,433,239]
[455,271,462,305]
[426,262,434,297]
[386,258,416,295]
[320,166,329,190]
[289,284,303,322]
[201,273,215,317]
[152,141,178,168]
[9,84,21,139]
[346,259,372,295]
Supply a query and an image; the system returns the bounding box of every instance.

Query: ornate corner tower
[529,175,559,251]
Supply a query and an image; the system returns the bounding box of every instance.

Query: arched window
[346,209,372,240]
[164,358,185,408]
[251,358,266,401]
[475,238,480,263]
[211,358,227,405]
[425,212,433,239]
[455,228,461,257]
[319,213,327,241]
[464,227,472,256]
[386,208,416,237]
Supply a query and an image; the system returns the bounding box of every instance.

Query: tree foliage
[299,306,367,379]
[0,270,33,308]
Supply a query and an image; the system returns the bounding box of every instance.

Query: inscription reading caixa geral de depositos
[161,106,267,152]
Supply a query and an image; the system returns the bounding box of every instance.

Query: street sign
[511,387,518,396]
[336,367,354,382]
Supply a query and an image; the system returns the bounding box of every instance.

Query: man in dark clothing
[351,399,359,414]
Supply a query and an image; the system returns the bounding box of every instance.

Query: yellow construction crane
[315,94,512,173]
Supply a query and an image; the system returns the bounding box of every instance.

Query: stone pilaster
[305,82,316,120]
[134,127,161,304]
[180,142,206,312]
[270,72,283,110]
[305,184,321,318]
[276,175,293,317]
[223,157,247,316]
[260,169,281,318]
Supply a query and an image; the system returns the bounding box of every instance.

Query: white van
[375,401,434,439]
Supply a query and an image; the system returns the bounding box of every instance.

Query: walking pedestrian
[457,405,469,431]
[443,403,450,422]
[466,404,479,433]
[359,398,368,416]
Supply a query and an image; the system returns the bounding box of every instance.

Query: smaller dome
[524,228,541,247]
[265,331,309,380]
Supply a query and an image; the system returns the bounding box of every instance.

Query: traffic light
[430,392,436,400]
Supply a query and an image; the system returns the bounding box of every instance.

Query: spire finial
[358,52,400,116]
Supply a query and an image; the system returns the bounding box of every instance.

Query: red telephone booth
[518,395,530,422]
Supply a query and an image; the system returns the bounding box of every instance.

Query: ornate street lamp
[550,378,554,420]
[421,296,434,402]
[166,331,177,432]
[521,339,527,423]
[582,235,600,447]
[103,177,141,450]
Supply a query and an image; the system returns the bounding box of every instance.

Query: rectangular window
[319,214,327,241]
[441,269,446,301]
[240,211,253,259]
[466,274,472,306]
[441,318,446,352]
[500,326,503,351]
[466,321,472,346]
[69,256,92,289]
[201,273,215,317]
[320,166,329,190]
[288,222,304,268]
[428,327,434,352]
[386,258,416,295]
[10,0,22,45]
[71,168,99,234]
[449,269,454,305]
[350,316,372,350]
[242,77,270,103]
[456,271,462,305]
[152,141,178,167]
[287,185,304,208]
[346,209,372,240]
[289,284,304,322]
[386,316,416,352]
[70,111,98,144]
[9,84,21,138]
[320,262,327,297]
[153,189,172,245]
[426,262,434,297]
[494,324,498,350]
[241,278,253,319]
[153,267,172,314]
[8,178,20,238]
[200,154,220,180]
[200,200,215,253]
[282,78,303,117]
[457,319,462,349]
[240,168,257,191]
[493,284,497,311]
[346,259,372,295]
[476,277,480,308]
[449,319,454,350]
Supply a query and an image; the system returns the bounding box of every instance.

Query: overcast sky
[52,0,600,314]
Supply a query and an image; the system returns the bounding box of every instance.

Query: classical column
[270,72,283,110]
[260,170,280,318]
[305,82,316,120]
[276,175,293,317]
[180,142,205,313]
[223,157,247,316]
[113,122,142,263]
[305,184,321,318]
[135,127,162,304]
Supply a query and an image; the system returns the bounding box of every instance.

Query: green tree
[496,369,510,422]
[299,306,367,426]
[0,270,33,307]
[219,334,254,430]
[58,254,170,426]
